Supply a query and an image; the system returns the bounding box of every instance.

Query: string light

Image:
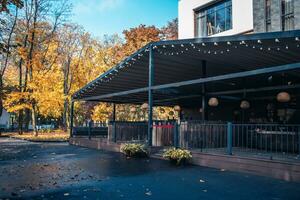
[79,36,299,97]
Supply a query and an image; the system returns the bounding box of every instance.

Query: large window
[265,0,271,32]
[195,0,232,37]
[281,0,294,31]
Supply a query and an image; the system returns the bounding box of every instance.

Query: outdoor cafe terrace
[71,30,300,162]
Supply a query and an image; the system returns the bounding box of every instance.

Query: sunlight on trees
[0,0,178,134]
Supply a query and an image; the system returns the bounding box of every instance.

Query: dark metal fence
[113,121,148,142]
[180,121,227,153]
[73,122,108,137]
[232,124,300,157]
[73,119,300,161]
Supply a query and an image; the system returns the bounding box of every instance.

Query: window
[265,0,271,32]
[195,0,232,37]
[281,0,294,31]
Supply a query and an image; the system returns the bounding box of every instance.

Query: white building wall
[0,109,10,129]
[178,0,254,39]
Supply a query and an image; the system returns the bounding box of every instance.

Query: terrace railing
[73,122,108,138]
[179,121,300,161]
[179,121,228,153]
[231,124,300,160]
[75,119,300,161]
[109,121,148,143]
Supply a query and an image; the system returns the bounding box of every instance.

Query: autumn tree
[0,0,23,13]
[0,5,18,118]
[118,24,161,59]
[3,0,70,135]
[161,18,178,40]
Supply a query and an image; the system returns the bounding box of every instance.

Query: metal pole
[227,122,233,155]
[88,120,91,140]
[70,101,74,137]
[112,103,116,121]
[148,45,154,146]
[201,60,207,121]
[173,122,179,148]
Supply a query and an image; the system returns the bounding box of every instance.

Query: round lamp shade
[240,100,250,109]
[208,97,219,107]
[277,92,291,103]
[141,103,148,110]
[130,107,137,113]
[159,108,165,113]
[119,107,125,112]
[174,105,181,111]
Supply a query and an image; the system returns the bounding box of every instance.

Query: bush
[163,148,192,165]
[121,143,148,158]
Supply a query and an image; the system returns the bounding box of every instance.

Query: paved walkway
[0,137,299,200]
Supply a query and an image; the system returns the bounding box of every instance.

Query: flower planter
[121,143,148,158]
[169,158,188,166]
[163,148,192,166]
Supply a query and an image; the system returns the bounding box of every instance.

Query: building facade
[178,0,254,39]
[179,0,300,39]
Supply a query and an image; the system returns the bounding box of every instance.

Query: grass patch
[3,130,69,142]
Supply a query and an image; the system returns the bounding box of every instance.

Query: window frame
[194,0,232,37]
[265,0,271,32]
[281,0,295,31]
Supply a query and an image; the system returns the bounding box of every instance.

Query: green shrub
[121,143,148,158]
[163,148,192,165]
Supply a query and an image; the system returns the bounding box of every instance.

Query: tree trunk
[18,110,23,135]
[24,108,30,131]
[62,98,69,131]
[31,104,38,136]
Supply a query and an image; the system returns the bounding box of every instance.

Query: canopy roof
[73,30,300,106]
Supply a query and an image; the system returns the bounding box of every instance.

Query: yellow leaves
[4,91,32,112]
[91,103,112,122]
[30,66,64,118]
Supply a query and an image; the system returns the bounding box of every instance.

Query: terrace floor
[0,138,300,200]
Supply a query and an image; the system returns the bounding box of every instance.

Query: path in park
[0,137,300,200]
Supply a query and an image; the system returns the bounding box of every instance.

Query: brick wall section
[271,0,282,31]
[295,0,300,29]
[253,0,266,32]
[253,0,300,33]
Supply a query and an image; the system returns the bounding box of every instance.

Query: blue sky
[72,0,178,38]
